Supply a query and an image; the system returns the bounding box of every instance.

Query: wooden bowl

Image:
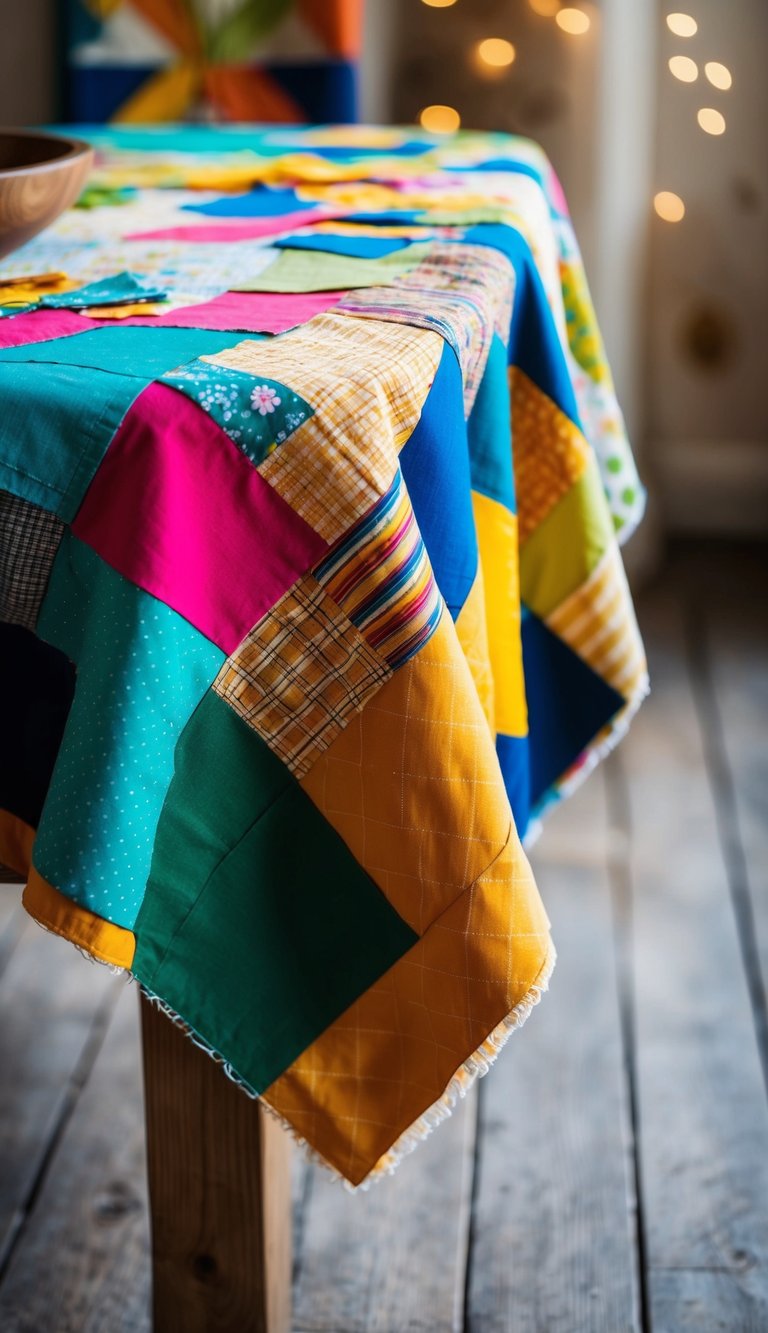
[0,130,94,262]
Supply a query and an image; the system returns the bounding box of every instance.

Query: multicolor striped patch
[314,468,443,671]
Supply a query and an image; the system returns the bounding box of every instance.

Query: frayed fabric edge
[139,934,556,1192]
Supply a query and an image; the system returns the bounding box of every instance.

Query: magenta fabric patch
[108,289,345,335]
[71,382,328,654]
[125,210,335,243]
[0,309,98,348]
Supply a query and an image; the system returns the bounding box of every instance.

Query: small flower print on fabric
[251,384,282,416]
[162,360,313,467]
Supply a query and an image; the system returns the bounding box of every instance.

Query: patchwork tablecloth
[0,125,647,1187]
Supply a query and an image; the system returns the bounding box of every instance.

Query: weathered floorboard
[0,979,150,1333]
[616,581,768,1331]
[0,911,118,1275]
[466,776,641,1333]
[292,1089,477,1333]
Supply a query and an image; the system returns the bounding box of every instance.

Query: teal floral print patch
[162,359,313,466]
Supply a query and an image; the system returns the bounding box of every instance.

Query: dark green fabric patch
[0,326,247,520]
[133,692,418,1092]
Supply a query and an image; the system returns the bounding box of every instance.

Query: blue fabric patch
[496,732,531,839]
[40,271,166,308]
[451,159,544,187]
[163,360,314,467]
[181,187,318,218]
[522,607,624,811]
[276,232,411,259]
[467,333,516,513]
[400,342,477,620]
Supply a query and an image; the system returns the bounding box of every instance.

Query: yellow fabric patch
[545,543,647,702]
[205,314,443,542]
[471,492,528,738]
[112,62,201,125]
[262,830,552,1186]
[519,456,615,620]
[511,367,592,545]
[22,869,136,969]
[300,610,518,937]
[454,564,495,733]
[0,808,35,877]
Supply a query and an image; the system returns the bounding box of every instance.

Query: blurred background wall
[1,0,766,550]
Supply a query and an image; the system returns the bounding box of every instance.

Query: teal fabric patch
[163,359,314,466]
[132,691,419,1095]
[0,326,247,520]
[467,333,516,512]
[40,271,167,309]
[33,533,225,929]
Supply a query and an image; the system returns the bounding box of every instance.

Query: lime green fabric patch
[519,456,615,618]
[132,692,418,1093]
[235,243,431,293]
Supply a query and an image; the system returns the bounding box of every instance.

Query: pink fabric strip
[112,289,345,334]
[72,383,328,654]
[124,209,334,243]
[0,309,99,348]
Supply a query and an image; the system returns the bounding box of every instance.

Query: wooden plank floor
[1,542,766,1333]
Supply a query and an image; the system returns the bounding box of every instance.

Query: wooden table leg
[140,992,292,1333]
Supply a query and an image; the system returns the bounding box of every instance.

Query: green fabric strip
[132,692,419,1092]
[519,456,615,618]
[235,243,431,293]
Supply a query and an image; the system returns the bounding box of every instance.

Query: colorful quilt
[0,125,647,1187]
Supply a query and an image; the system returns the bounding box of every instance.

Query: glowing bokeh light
[476,37,516,68]
[669,55,698,82]
[666,13,698,37]
[654,191,686,222]
[528,0,560,15]
[705,61,732,90]
[420,0,458,8]
[419,104,461,133]
[697,107,726,135]
[556,8,591,35]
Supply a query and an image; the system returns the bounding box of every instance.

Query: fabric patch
[0,490,64,630]
[203,314,443,543]
[235,243,429,294]
[518,456,615,620]
[181,186,320,217]
[467,334,516,512]
[276,231,411,259]
[39,271,166,310]
[314,467,443,671]
[33,534,225,929]
[114,289,345,335]
[0,310,99,350]
[214,575,391,779]
[131,691,419,1097]
[471,491,527,740]
[163,359,313,466]
[337,242,514,414]
[512,367,592,545]
[125,211,335,244]
[72,383,328,656]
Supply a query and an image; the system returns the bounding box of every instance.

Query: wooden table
[140,996,292,1333]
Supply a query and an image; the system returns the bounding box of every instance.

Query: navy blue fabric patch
[400,343,477,620]
[522,607,624,809]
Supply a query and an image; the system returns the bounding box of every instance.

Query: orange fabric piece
[510,367,592,545]
[0,809,35,878]
[299,611,519,937]
[262,832,552,1185]
[129,0,202,58]
[204,65,304,124]
[23,869,136,969]
[297,0,363,59]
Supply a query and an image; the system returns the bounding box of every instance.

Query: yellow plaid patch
[213,575,392,779]
[202,314,443,542]
[511,367,592,545]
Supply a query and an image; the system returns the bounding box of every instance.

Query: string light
[705,61,732,90]
[528,0,560,14]
[419,105,461,133]
[666,13,697,37]
[654,191,686,222]
[668,55,698,82]
[475,38,516,70]
[556,8,591,35]
[698,107,726,135]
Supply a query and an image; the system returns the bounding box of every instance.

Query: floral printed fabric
[162,358,314,466]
